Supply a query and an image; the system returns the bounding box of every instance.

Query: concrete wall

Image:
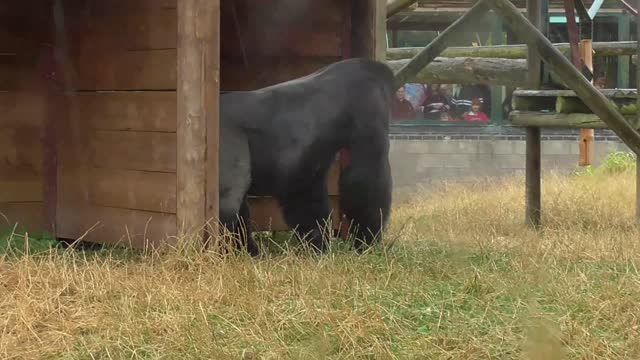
[388,131,629,200]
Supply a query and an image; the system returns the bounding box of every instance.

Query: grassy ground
[2,152,640,359]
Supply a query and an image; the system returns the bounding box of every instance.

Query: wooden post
[636,3,640,224]
[177,0,220,240]
[618,14,631,88]
[376,0,387,61]
[487,0,640,156]
[524,0,545,228]
[490,13,505,124]
[392,0,489,88]
[579,39,595,166]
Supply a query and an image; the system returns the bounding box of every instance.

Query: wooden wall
[0,2,53,235]
[0,0,380,247]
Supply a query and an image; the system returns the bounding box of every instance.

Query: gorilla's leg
[217,125,257,255]
[237,195,259,256]
[278,178,332,254]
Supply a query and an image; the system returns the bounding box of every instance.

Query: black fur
[218,58,394,256]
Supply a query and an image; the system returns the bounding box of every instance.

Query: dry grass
[2,154,640,359]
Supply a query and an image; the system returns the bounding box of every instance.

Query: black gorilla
[218,58,394,256]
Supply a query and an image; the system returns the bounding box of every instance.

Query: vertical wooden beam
[351,0,386,60]
[490,13,505,125]
[525,0,546,228]
[376,0,388,61]
[579,39,595,166]
[41,44,59,238]
[205,1,221,241]
[618,13,631,88]
[177,0,220,240]
[563,0,581,69]
[636,4,640,224]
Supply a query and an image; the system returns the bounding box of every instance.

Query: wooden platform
[510,88,640,129]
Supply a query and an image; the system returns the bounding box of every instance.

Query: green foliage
[575,151,636,177]
[0,225,60,257]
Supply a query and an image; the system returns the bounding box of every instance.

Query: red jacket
[392,98,416,120]
[464,111,489,123]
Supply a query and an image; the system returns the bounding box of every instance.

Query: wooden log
[556,96,637,114]
[386,41,640,61]
[509,110,639,128]
[511,93,557,112]
[487,0,640,156]
[512,88,639,98]
[388,57,527,87]
[525,0,544,229]
[387,0,418,18]
[176,0,220,240]
[392,0,489,89]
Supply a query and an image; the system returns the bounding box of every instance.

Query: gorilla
[218,57,394,256]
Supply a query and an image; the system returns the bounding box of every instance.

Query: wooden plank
[73,49,176,90]
[0,202,45,233]
[77,3,343,57]
[0,128,43,172]
[0,91,47,128]
[0,58,40,91]
[90,131,176,172]
[85,0,177,14]
[508,110,638,128]
[512,88,639,98]
[556,95,637,114]
[89,169,176,214]
[221,56,342,90]
[72,48,342,91]
[55,205,177,249]
[248,195,342,232]
[73,91,177,132]
[223,0,344,58]
[0,179,42,203]
[86,11,178,51]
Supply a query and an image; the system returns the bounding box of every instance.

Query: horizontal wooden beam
[387,41,639,60]
[388,56,527,86]
[509,110,639,128]
[511,88,639,115]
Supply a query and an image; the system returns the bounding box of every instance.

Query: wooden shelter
[0,0,386,248]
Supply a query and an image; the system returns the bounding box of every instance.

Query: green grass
[2,153,640,358]
[0,225,60,257]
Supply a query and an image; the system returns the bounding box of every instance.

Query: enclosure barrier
[390,0,640,226]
